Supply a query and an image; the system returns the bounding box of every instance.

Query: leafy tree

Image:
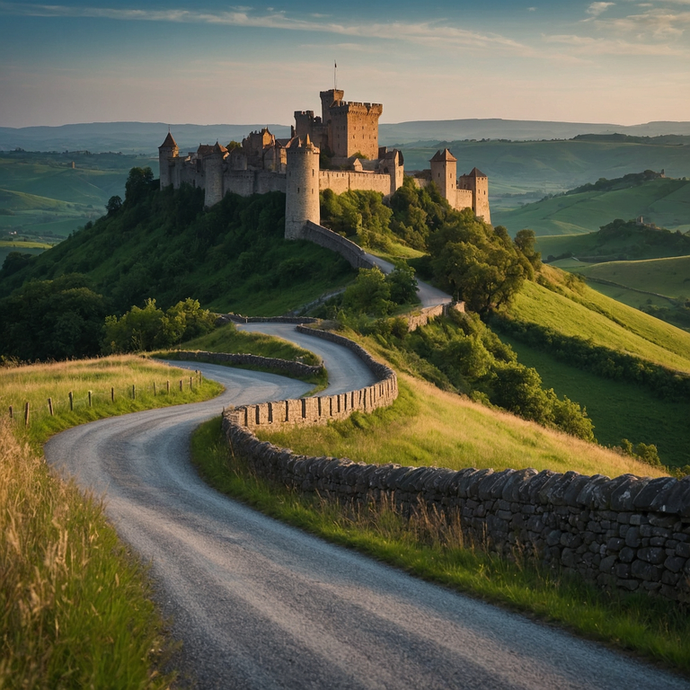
[514,228,542,271]
[386,262,418,305]
[106,195,123,216]
[103,297,216,354]
[124,167,156,205]
[0,274,108,361]
[342,267,394,316]
[1,252,33,277]
[429,209,530,316]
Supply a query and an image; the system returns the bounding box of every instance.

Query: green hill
[495,176,690,236]
[0,176,355,316]
[398,135,690,211]
[0,150,157,241]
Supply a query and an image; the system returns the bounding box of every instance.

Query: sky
[1,0,690,128]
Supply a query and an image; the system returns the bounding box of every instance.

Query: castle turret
[203,142,227,207]
[459,167,491,224]
[158,131,179,189]
[285,136,320,240]
[430,149,457,206]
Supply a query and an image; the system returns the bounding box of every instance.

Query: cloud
[587,2,615,17]
[544,32,688,55]
[0,2,533,54]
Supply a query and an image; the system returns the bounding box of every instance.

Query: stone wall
[319,170,392,197]
[166,350,323,379]
[220,328,690,603]
[302,221,376,269]
[223,325,397,431]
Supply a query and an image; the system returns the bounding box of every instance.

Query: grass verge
[0,355,223,687]
[191,416,690,676]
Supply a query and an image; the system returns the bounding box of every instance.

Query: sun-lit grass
[258,374,666,479]
[0,421,176,688]
[508,272,690,372]
[0,354,223,687]
[192,417,690,674]
[178,322,321,365]
[0,354,223,447]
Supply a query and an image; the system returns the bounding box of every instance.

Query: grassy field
[0,151,157,241]
[499,334,690,466]
[495,178,690,236]
[0,354,223,687]
[577,255,690,301]
[507,274,690,373]
[0,238,53,267]
[192,417,690,674]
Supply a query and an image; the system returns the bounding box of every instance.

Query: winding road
[45,324,689,689]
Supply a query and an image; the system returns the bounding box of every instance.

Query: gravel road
[44,324,690,689]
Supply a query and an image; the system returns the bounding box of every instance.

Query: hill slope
[0,181,355,316]
[495,176,690,236]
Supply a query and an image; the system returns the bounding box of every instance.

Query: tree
[386,262,418,305]
[124,167,155,205]
[429,209,529,316]
[106,195,122,216]
[342,267,394,316]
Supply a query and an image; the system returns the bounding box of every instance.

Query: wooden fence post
[179,379,183,392]
[153,382,157,396]
[48,398,54,416]
[69,391,73,411]
[166,380,170,394]
[132,385,136,400]
[111,387,115,403]
[24,402,30,427]
[189,376,193,390]
[88,390,92,408]
[9,405,13,420]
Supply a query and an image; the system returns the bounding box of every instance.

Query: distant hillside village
[159,88,491,240]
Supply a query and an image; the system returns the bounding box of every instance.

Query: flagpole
[334,60,337,90]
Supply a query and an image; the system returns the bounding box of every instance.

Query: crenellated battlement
[158,85,489,238]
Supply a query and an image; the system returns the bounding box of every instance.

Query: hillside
[494,175,690,236]
[0,177,355,316]
[0,150,158,242]
[493,267,690,466]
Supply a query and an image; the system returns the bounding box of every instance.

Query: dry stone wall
[221,327,690,603]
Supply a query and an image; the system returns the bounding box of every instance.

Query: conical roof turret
[159,131,177,149]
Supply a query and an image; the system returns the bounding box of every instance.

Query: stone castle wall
[302,221,377,269]
[221,327,690,603]
[319,170,394,197]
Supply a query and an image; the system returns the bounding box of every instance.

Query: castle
[159,88,490,240]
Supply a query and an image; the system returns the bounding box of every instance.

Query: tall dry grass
[0,422,174,688]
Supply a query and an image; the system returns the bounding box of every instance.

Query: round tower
[158,131,179,188]
[285,136,320,240]
[203,142,227,207]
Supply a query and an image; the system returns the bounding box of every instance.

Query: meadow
[507,274,690,372]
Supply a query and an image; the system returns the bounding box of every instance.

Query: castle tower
[430,149,457,206]
[203,142,227,207]
[158,131,179,188]
[285,136,320,240]
[459,167,491,224]
[320,89,344,122]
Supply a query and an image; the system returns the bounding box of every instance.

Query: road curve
[45,326,689,689]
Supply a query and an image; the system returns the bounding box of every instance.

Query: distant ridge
[3,119,690,153]
[0,122,292,154]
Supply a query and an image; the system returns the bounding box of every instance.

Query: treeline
[567,170,665,196]
[356,311,594,441]
[491,315,690,402]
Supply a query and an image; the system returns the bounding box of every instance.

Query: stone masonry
[221,325,690,603]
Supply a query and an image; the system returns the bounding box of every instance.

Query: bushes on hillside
[491,315,690,402]
[0,274,108,362]
[103,298,216,354]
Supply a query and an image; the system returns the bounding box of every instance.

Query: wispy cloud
[0,2,531,54]
[544,31,688,55]
[586,2,615,17]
